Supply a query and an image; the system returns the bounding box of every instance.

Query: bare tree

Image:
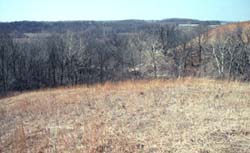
[0,32,13,93]
[47,34,66,86]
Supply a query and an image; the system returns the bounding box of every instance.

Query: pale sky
[0,0,250,22]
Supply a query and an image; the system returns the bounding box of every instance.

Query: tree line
[0,21,250,94]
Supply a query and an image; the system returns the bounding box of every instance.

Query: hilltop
[0,78,250,153]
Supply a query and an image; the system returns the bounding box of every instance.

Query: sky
[0,0,250,22]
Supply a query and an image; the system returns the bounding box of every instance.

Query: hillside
[0,78,250,153]
[176,21,250,77]
[206,21,250,43]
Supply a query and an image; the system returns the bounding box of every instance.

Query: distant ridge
[160,18,222,25]
[0,18,226,33]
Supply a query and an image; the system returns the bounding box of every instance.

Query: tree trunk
[1,47,6,92]
[198,35,202,66]
[100,63,104,82]
[60,64,64,85]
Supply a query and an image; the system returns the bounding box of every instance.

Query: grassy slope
[0,78,250,153]
[204,21,250,44]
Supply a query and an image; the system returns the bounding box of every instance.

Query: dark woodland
[0,19,250,94]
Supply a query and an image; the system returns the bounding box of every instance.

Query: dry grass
[206,21,250,43]
[0,78,250,153]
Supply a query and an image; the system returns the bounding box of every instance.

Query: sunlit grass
[0,78,250,153]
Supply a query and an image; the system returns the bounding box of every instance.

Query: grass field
[0,78,250,153]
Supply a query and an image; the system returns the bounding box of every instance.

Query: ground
[0,78,250,153]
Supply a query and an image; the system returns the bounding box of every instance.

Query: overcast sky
[0,0,250,22]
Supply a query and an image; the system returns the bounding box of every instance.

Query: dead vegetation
[0,78,250,153]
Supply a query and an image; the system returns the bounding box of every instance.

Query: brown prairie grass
[0,78,250,153]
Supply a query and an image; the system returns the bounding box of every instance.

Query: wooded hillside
[1,20,250,94]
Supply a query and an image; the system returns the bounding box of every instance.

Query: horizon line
[0,18,244,23]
